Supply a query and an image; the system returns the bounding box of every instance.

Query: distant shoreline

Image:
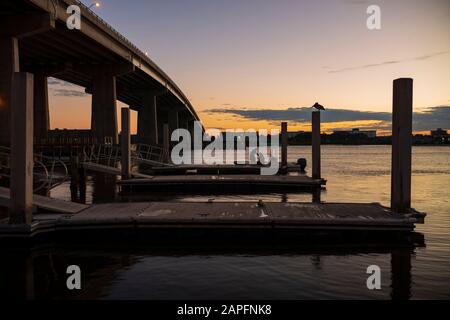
[287,143,450,146]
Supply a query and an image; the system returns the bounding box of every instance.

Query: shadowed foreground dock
[0,201,425,241]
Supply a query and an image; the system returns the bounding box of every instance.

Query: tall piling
[281,122,288,174]
[391,78,413,213]
[312,111,321,180]
[9,72,34,225]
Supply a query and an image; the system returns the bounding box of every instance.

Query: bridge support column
[91,74,118,145]
[33,73,50,142]
[84,63,134,145]
[137,94,158,145]
[168,111,179,144]
[163,123,170,162]
[0,36,19,146]
[9,72,34,225]
[0,13,55,147]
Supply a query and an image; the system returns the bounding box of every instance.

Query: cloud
[47,78,74,87]
[328,51,449,73]
[53,89,87,97]
[207,107,391,123]
[48,77,87,97]
[206,106,450,131]
[413,106,450,131]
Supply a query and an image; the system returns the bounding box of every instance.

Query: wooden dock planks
[0,186,89,214]
[61,201,424,231]
[0,199,426,239]
[81,162,154,179]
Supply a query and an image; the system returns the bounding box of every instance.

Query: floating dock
[119,174,326,192]
[0,187,88,214]
[0,199,425,241]
[147,163,305,175]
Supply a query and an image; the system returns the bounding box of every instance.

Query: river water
[2,146,449,299]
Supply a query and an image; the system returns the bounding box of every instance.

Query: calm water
[2,146,449,299]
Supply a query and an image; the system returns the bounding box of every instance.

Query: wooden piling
[163,123,170,162]
[9,72,34,225]
[312,111,321,179]
[281,122,288,173]
[121,107,131,180]
[391,78,413,213]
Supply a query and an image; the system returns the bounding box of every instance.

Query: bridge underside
[0,0,199,147]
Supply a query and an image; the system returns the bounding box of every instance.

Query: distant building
[332,128,377,138]
[431,128,449,144]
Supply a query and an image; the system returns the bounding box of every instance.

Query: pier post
[312,111,321,179]
[281,122,288,174]
[9,72,34,225]
[121,107,131,180]
[391,78,413,213]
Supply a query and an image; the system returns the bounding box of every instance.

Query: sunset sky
[50,0,450,134]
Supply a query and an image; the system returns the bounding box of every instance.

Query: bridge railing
[73,0,198,121]
[75,0,148,64]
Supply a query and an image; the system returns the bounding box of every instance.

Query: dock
[119,174,326,192]
[81,162,153,179]
[0,200,425,241]
[0,187,88,214]
[147,163,305,175]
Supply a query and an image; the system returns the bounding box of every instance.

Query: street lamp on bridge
[88,1,101,9]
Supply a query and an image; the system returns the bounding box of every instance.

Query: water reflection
[0,244,418,300]
[391,248,413,300]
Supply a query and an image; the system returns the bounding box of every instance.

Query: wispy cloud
[328,51,449,73]
[48,78,74,87]
[53,89,87,97]
[48,77,87,97]
[206,106,450,131]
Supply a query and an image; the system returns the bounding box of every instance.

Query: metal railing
[82,144,121,168]
[0,146,69,192]
[133,143,166,163]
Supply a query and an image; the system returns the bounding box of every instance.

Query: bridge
[0,0,201,147]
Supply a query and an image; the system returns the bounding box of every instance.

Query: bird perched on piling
[312,102,325,111]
